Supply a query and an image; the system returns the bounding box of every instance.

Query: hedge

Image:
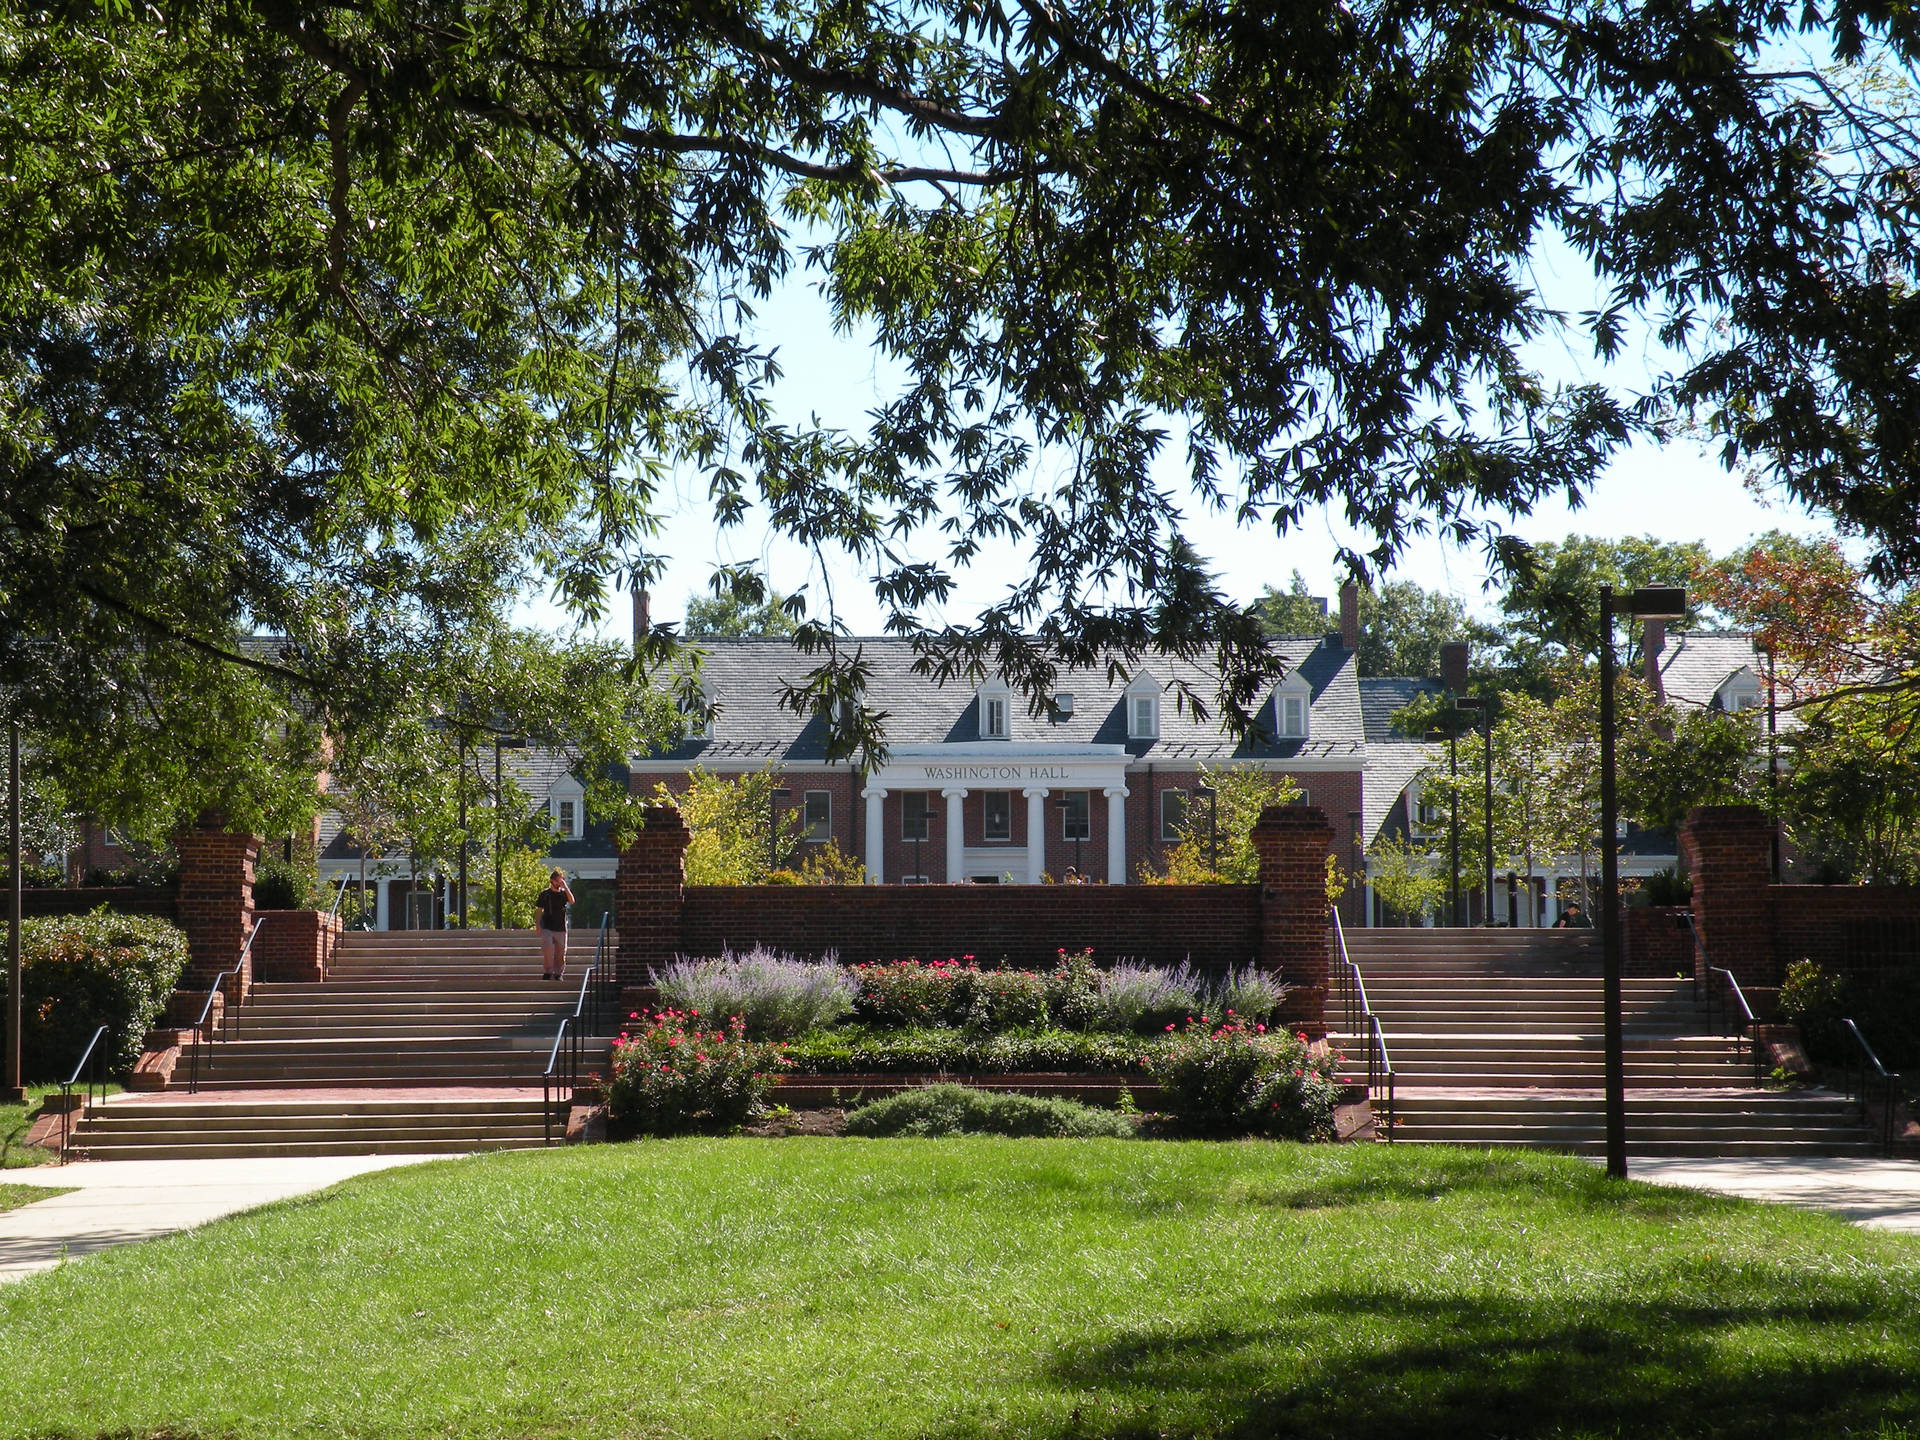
[2,911,188,1079]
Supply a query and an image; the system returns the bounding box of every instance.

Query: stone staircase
[64,931,581,1160]
[1333,928,1882,1157]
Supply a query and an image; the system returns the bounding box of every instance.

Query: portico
[861,744,1132,884]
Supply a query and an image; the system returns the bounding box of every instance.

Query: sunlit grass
[0,1139,1916,1438]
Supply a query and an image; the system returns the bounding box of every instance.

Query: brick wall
[615,801,1337,1032]
[1623,906,1692,977]
[253,910,344,983]
[173,827,259,991]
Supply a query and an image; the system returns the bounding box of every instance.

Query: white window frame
[802,790,831,842]
[901,791,935,842]
[982,790,1013,842]
[1160,788,1189,842]
[1061,790,1091,841]
[1275,674,1311,740]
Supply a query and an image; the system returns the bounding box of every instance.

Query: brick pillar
[1679,805,1776,989]
[1252,803,1335,1038]
[173,826,260,993]
[616,806,690,985]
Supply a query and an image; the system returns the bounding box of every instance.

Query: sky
[524,230,1845,642]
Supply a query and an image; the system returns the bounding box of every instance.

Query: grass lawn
[1,1140,1917,1439]
[0,1182,68,1214]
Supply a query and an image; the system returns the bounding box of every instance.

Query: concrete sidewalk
[0,1155,442,1284]
[1628,1155,1920,1232]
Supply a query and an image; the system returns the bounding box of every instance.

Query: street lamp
[1192,784,1219,875]
[1425,728,1462,927]
[769,788,791,874]
[1454,696,1493,925]
[1600,583,1688,1182]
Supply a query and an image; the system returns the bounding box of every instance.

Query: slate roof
[648,636,1366,765]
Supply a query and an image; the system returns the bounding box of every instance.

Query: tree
[9,1,1920,772]
[1495,537,1715,696]
[684,575,800,639]
[1142,765,1300,885]
[659,768,806,885]
[1781,692,1920,884]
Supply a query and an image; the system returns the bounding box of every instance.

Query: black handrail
[1330,907,1396,1141]
[58,1024,112,1164]
[186,914,270,1094]
[1838,1018,1900,1156]
[1704,965,1767,1086]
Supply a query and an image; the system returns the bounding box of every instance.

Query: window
[1130,694,1159,739]
[1160,788,1189,841]
[1060,791,1090,841]
[901,791,934,842]
[983,790,1012,842]
[802,790,831,842]
[1279,693,1307,738]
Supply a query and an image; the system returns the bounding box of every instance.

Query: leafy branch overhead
[7,0,1920,769]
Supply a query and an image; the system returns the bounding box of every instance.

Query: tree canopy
[7,0,1920,770]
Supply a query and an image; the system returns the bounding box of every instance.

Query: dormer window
[1125,670,1160,740]
[1275,673,1311,740]
[977,677,1012,740]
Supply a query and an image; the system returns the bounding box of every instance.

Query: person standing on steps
[536,870,574,979]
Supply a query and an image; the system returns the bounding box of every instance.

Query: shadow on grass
[1024,1286,1920,1440]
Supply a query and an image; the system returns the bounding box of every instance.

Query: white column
[863,788,887,884]
[1024,788,1049,884]
[942,788,968,884]
[1104,786,1129,885]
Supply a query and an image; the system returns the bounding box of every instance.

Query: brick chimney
[632,586,651,656]
[1337,581,1360,652]
[1643,618,1667,703]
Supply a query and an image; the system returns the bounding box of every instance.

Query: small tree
[1142,765,1301,884]
[660,767,806,885]
[1367,833,1447,925]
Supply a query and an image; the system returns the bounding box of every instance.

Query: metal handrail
[58,1024,111,1164]
[1838,1018,1900,1156]
[1331,907,1396,1141]
[186,914,270,1094]
[1704,965,1767,1086]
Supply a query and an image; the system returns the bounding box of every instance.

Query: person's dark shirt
[535,889,569,932]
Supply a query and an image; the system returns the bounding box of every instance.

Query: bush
[1206,964,1288,1025]
[784,1025,1148,1075]
[608,1011,790,1133]
[6,912,188,1078]
[253,851,320,910]
[1091,961,1203,1034]
[1142,1021,1341,1140]
[653,947,856,1038]
[845,1083,1138,1139]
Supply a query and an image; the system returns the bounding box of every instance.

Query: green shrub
[1142,1021,1341,1140]
[253,852,320,910]
[608,1011,790,1134]
[7,912,188,1078]
[845,1083,1137,1139]
[784,1024,1147,1075]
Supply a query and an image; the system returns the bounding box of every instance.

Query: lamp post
[1056,794,1085,877]
[492,727,527,928]
[1425,728,1462,926]
[769,787,791,874]
[5,722,22,1104]
[1454,696,1493,924]
[1599,583,1688,1181]
[1193,784,1219,875]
